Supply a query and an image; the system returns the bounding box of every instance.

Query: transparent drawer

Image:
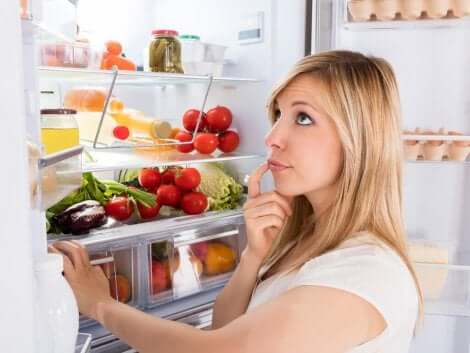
[147,225,241,305]
[415,262,470,317]
[80,246,137,327]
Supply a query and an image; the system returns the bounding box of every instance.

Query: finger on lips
[248,162,269,199]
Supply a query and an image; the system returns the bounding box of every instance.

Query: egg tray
[403,129,470,161]
[347,0,470,22]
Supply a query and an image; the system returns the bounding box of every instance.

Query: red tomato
[182,109,207,132]
[161,168,176,184]
[113,125,130,140]
[105,196,134,221]
[175,168,201,191]
[181,192,208,215]
[194,133,218,154]
[156,184,182,208]
[206,106,232,133]
[175,131,194,153]
[138,168,161,191]
[137,196,161,219]
[218,130,240,153]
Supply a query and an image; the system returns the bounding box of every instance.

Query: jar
[149,29,184,73]
[34,254,79,353]
[40,109,79,155]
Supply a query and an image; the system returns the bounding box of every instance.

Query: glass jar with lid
[149,29,184,73]
[40,109,79,155]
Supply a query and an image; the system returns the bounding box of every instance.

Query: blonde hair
[263,50,423,318]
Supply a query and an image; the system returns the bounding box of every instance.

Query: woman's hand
[49,240,113,321]
[242,162,293,265]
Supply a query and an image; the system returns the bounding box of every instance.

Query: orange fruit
[204,243,236,276]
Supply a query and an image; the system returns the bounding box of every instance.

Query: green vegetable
[196,163,244,211]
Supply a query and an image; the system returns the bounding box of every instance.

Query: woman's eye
[296,113,314,126]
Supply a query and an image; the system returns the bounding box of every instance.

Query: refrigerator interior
[318,1,470,352]
[24,0,307,352]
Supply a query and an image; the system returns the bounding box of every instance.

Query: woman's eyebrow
[291,100,322,113]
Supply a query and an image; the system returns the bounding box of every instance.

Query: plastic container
[348,0,373,21]
[180,34,205,65]
[41,109,80,155]
[34,254,79,353]
[400,0,424,19]
[149,29,184,73]
[40,41,90,68]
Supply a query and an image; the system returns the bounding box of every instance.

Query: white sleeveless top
[246,233,418,353]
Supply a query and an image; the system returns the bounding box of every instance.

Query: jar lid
[35,253,63,274]
[152,29,179,36]
[41,108,77,115]
[180,34,200,41]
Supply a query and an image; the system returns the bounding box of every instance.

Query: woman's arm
[211,249,262,329]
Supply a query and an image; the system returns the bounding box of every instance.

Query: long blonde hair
[263,50,423,317]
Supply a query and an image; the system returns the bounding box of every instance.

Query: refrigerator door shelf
[415,262,470,317]
[342,17,470,30]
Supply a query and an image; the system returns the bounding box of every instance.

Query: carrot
[106,41,122,56]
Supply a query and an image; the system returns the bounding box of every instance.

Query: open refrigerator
[4,0,470,352]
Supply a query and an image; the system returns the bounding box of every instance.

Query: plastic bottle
[35,254,79,353]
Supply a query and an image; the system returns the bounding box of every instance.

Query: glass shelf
[343,18,470,31]
[38,67,260,87]
[82,148,264,172]
[406,160,470,165]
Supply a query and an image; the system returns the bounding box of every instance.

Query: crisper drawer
[147,225,242,307]
[80,246,139,328]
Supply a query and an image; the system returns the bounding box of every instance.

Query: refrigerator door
[310,1,470,352]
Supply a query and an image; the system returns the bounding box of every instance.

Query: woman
[51,50,421,353]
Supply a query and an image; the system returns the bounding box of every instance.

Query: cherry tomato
[138,168,161,191]
[181,192,208,215]
[175,168,201,191]
[137,196,161,219]
[206,106,232,133]
[194,133,218,154]
[156,184,182,208]
[161,168,177,184]
[182,109,207,132]
[175,131,194,153]
[113,125,130,140]
[105,196,133,221]
[218,130,240,153]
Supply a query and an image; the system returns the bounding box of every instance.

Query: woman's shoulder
[290,232,418,331]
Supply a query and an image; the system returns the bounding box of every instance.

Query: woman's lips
[268,159,291,172]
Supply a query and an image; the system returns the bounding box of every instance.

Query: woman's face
[265,74,343,210]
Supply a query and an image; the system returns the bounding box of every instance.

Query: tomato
[105,196,133,221]
[113,125,130,140]
[156,184,182,208]
[137,196,161,219]
[175,168,201,191]
[182,109,207,132]
[194,133,218,154]
[181,192,208,215]
[161,168,177,184]
[218,130,240,153]
[206,106,232,133]
[138,168,161,191]
[175,131,194,153]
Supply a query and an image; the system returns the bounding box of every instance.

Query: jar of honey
[40,109,80,155]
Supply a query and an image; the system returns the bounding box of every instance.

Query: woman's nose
[265,121,287,151]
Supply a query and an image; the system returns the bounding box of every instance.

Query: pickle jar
[149,29,184,74]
